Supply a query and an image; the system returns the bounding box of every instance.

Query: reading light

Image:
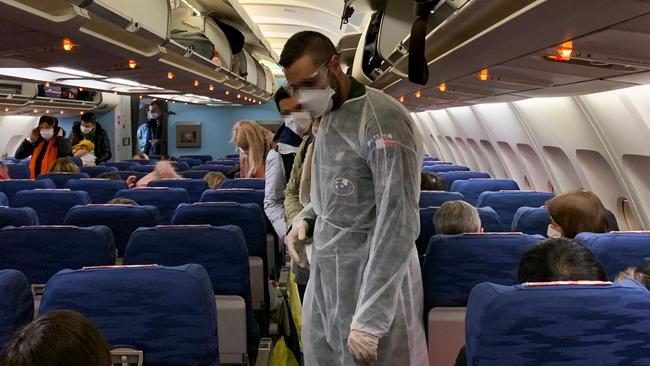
[128,60,137,69]
[193,80,199,87]
[479,69,489,81]
[60,110,64,114]
[439,83,447,92]
[62,38,74,51]
[33,109,38,113]
[399,96,405,103]
[415,90,421,98]
[557,41,573,61]
[4,108,9,112]
[45,109,50,114]
[167,72,175,80]
[225,90,230,95]
[237,94,241,99]
[209,84,214,91]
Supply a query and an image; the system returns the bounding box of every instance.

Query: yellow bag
[271,337,300,366]
[288,272,302,344]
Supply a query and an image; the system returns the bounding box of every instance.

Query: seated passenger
[0,310,111,366]
[132,152,149,160]
[231,120,274,178]
[48,157,80,174]
[127,160,180,188]
[68,112,111,164]
[421,171,446,191]
[15,116,71,179]
[72,139,97,167]
[517,238,607,283]
[547,190,608,238]
[616,262,650,290]
[96,172,121,180]
[203,172,226,189]
[107,198,139,206]
[0,161,9,180]
[434,200,482,235]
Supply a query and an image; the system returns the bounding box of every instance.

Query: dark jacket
[69,122,112,163]
[15,128,71,177]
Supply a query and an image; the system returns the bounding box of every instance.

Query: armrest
[249,256,264,311]
[110,348,143,366]
[215,295,247,365]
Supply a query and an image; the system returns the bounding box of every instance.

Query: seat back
[0,179,56,204]
[80,166,118,178]
[220,178,265,190]
[511,206,550,236]
[177,158,202,167]
[171,161,190,172]
[64,204,160,256]
[422,165,470,173]
[64,179,128,204]
[0,226,115,284]
[477,207,503,232]
[6,164,30,179]
[0,270,33,350]
[124,225,253,348]
[116,171,148,181]
[194,164,232,174]
[182,170,211,179]
[451,179,520,205]
[477,191,554,230]
[122,159,150,165]
[172,202,267,262]
[419,191,465,208]
[180,154,214,163]
[12,189,91,225]
[130,165,155,173]
[200,188,264,208]
[115,187,190,224]
[208,159,237,166]
[576,231,650,280]
[0,192,6,206]
[466,282,650,365]
[422,156,439,161]
[437,171,491,190]
[0,206,38,228]
[36,173,90,188]
[40,264,219,366]
[148,178,209,203]
[101,162,137,171]
[423,233,543,310]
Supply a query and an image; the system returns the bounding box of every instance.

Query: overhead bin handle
[408,0,443,85]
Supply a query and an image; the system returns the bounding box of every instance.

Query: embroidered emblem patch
[333,177,355,196]
[367,134,398,150]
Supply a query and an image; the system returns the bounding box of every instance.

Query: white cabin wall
[427,109,468,165]
[413,112,448,161]
[0,116,40,157]
[512,96,628,227]
[577,84,650,229]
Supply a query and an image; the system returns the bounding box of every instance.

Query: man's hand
[348,329,379,365]
[287,219,309,268]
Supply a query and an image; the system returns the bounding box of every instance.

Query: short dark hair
[108,198,138,206]
[96,172,121,180]
[517,238,607,283]
[38,115,57,128]
[274,86,290,112]
[80,112,96,124]
[0,310,111,366]
[279,31,337,69]
[421,172,446,191]
[547,190,608,238]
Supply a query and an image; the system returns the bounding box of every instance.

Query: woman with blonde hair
[203,171,226,189]
[231,120,274,178]
[48,157,80,173]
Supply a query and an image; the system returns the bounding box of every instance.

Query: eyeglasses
[283,58,331,95]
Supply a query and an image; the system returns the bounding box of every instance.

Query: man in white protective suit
[281,31,429,366]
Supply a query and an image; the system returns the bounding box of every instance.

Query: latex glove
[347,329,379,365]
[287,219,309,268]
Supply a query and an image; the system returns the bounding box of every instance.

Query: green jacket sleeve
[284,136,308,227]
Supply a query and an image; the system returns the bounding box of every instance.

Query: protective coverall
[295,80,428,365]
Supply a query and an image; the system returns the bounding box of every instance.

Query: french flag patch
[368,134,397,150]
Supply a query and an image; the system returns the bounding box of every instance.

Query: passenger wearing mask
[0,161,9,180]
[265,87,307,260]
[231,120,274,178]
[48,157,80,173]
[0,310,112,366]
[547,190,609,238]
[282,31,428,365]
[137,103,164,155]
[72,139,97,167]
[68,112,111,163]
[15,116,71,179]
[434,200,482,235]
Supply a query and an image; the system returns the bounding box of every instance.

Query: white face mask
[298,87,335,118]
[80,126,94,135]
[284,111,312,136]
[147,111,159,120]
[40,128,54,140]
[80,153,96,165]
[547,225,563,238]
